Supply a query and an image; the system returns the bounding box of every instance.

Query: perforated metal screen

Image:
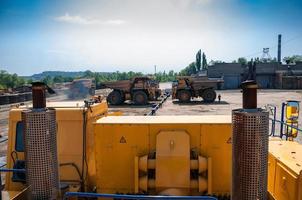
[232,109,269,200]
[22,109,59,200]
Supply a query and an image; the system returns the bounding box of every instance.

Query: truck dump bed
[102,80,132,91]
[191,78,224,90]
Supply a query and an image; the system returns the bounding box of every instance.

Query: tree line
[1,55,302,90]
[0,70,27,90]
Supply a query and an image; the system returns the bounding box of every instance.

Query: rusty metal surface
[22,109,59,200]
[241,80,258,109]
[32,83,47,109]
[102,80,132,91]
[232,109,269,200]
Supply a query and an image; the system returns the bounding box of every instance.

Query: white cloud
[104,19,125,25]
[54,13,126,25]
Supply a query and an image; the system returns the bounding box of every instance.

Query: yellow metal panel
[149,124,200,151]
[94,124,149,193]
[5,102,109,192]
[1,189,27,200]
[269,141,302,175]
[298,171,302,200]
[155,131,190,192]
[97,115,231,124]
[268,153,276,196]
[94,119,232,195]
[274,162,298,200]
[5,111,25,191]
[200,124,231,195]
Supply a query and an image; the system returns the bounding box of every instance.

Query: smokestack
[31,82,47,109]
[31,82,55,109]
[22,82,59,199]
[232,77,269,200]
[242,80,257,109]
[278,34,282,63]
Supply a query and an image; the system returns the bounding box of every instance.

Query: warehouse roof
[208,63,244,77]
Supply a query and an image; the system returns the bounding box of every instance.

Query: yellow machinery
[285,100,300,139]
[1,85,302,199]
[2,100,115,199]
[94,116,231,196]
[268,140,302,199]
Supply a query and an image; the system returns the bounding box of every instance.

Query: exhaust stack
[22,82,59,199]
[232,79,269,200]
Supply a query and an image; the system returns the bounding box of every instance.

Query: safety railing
[266,104,302,140]
[63,192,218,200]
[269,118,302,139]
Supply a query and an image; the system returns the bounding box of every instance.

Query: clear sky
[0,0,302,75]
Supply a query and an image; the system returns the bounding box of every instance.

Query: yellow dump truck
[172,76,223,103]
[68,78,96,99]
[101,77,161,105]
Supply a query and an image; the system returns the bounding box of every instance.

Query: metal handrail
[269,118,302,133]
[0,137,8,144]
[0,164,6,168]
[63,192,217,200]
[0,168,25,173]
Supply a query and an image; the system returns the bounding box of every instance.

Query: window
[15,121,24,152]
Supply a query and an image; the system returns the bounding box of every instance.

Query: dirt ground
[106,87,302,143]
[1,85,302,167]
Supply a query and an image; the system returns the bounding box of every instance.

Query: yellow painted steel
[268,140,302,200]
[285,101,300,139]
[94,115,232,196]
[155,131,190,195]
[3,104,302,200]
[1,187,29,200]
[4,101,110,193]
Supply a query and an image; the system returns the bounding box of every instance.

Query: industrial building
[208,62,302,89]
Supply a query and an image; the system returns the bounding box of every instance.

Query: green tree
[0,70,27,89]
[42,75,53,85]
[179,62,197,76]
[208,60,224,65]
[283,55,302,64]
[196,50,201,71]
[202,53,208,70]
[237,57,247,65]
[53,76,65,83]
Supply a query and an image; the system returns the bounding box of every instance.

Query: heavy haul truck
[100,76,161,105]
[68,78,96,99]
[172,76,223,103]
[1,82,302,200]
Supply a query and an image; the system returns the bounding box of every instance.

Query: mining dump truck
[172,76,223,103]
[101,76,161,105]
[68,78,96,99]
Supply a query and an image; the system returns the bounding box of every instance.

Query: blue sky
[0,0,302,75]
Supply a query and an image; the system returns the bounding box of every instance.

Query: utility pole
[154,65,157,75]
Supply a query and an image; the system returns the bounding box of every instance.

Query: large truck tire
[107,90,124,105]
[133,91,148,105]
[177,90,191,103]
[202,88,216,103]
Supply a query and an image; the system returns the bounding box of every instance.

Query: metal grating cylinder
[232,109,269,200]
[22,108,59,200]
